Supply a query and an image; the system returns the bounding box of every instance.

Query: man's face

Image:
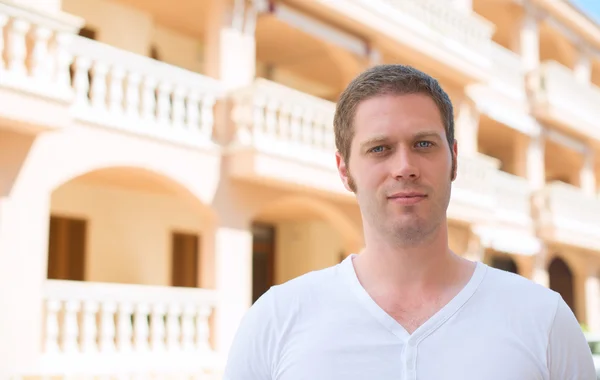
[336,93,457,245]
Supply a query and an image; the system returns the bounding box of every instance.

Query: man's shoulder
[480,264,561,315]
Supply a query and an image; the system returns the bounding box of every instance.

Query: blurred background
[1,0,600,378]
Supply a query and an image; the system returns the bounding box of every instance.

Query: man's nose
[391,147,420,180]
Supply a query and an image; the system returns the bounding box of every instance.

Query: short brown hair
[334,64,455,164]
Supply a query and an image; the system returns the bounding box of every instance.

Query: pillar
[574,47,592,84]
[584,265,600,332]
[580,148,596,196]
[514,6,540,73]
[455,98,479,158]
[204,0,260,90]
[208,172,254,357]
[0,192,50,377]
[516,246,548,287]
[10,0,62,13]
[527,128,546,191]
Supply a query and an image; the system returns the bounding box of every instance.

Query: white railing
[356,0,494,55]
[42,280,218,377]
[534,61,600,140]
[451,154,498,208]
[68,36,222,147]
[0,1,82,98]
[231,78,337,169]
[489,43,524,95]
[494,170,531,223]
[544,181,600,234]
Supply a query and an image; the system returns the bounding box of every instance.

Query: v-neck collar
[340,253,488,343]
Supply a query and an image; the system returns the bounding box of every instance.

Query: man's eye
[369,146,386,153]
[416,141,433,148]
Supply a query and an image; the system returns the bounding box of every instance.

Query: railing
[489,43,524,95]
[494,170,531,223]
[533,61,600,139]
[68,36,222,147]
[0,1,82,98]
[544,181,600,234]
[231,78,337,169]
[355,0,494,55]
[42,280,218,376]
[452,154,498,207]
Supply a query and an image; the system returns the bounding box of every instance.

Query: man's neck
[353,225,472,294]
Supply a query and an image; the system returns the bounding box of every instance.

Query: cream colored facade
[1,0,600,378]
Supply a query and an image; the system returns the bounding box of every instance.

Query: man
[223,64,595,379]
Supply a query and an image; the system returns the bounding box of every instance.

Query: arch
[255,195,363,253]
[37,132,221,218]
[490,255,518,274]
[548,256,575,316]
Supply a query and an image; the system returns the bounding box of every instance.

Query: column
[516,246,548,287]
[208,176,254,357]
[10,0,62,13]
[455,98,479,158]
[204,0,261,90]
[574,47,592,84]
[0,191,50,377]
[527,128,546,191]
[580,148,596,196]
[515,6,540,73]
[584,265,600,332]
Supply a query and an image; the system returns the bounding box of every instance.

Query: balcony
[530,61,600,142]
[488,43,525,99]
[0,1,223,148]
[0,1,82,132]
[38,280,219,378]
[229,78,349,198]
[538,181,600,251]
[297,0,495,83]
[493,171,532,227]
[68,36,223,149]
[448,154,498,223]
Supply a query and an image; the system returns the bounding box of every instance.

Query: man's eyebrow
[360,136,389,150]
[413,131,444,140]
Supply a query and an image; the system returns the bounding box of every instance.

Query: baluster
[181,304,195,352]
[61,300,80,353]
[72,56,91,107]
[29,25,52,79]
[264,98,278,141]
[0,15,8,71]
[140,76,157,123]
[80,300,99,353]
[250,96,267,145]
[116,302,133,352]
[301,109,314,147]
[44,299,61,353]
[171,85,186,128]
[6,18,30,76]
[133,303,150,352]
[278,103,291,146]
[150,303,166,352]
[165,304,181,351]
[195,306,211,352]
[52,32,73,91]
[185,90,200,130]
[124,72,141,120]
[90,61,108,110]
[99,301,117,353]
[108,65,125,115]
[199,94,215,137]
[289,105,303,145]
[156,81,172,125]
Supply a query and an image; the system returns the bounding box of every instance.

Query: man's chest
[274,323,546,380]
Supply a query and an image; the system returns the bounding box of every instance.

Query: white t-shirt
[224,254,596,380]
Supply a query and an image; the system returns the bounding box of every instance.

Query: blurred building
[1,0,599,378]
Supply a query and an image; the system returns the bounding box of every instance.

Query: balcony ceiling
[115,0,210,38]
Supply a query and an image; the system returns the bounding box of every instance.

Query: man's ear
[451,139,458,181]
[336,151,353,192]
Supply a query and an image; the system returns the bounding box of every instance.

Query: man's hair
[333,64,455,164]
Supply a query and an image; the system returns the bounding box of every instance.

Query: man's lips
[387,192,427,205]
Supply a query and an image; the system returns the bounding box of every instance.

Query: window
[171,232,200,287]
[47,216,87,281]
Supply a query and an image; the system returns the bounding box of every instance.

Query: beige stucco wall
[50,181,206,286]
[62,0,204,72]
[275,220,343,284]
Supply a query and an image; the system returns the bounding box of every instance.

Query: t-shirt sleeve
[223,288,278,380]
[547,295,596,380]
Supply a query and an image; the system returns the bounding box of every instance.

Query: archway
[548,256,575,316]
[48,166,214,287]
[490,255,519,274]
[250,195,362,302]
